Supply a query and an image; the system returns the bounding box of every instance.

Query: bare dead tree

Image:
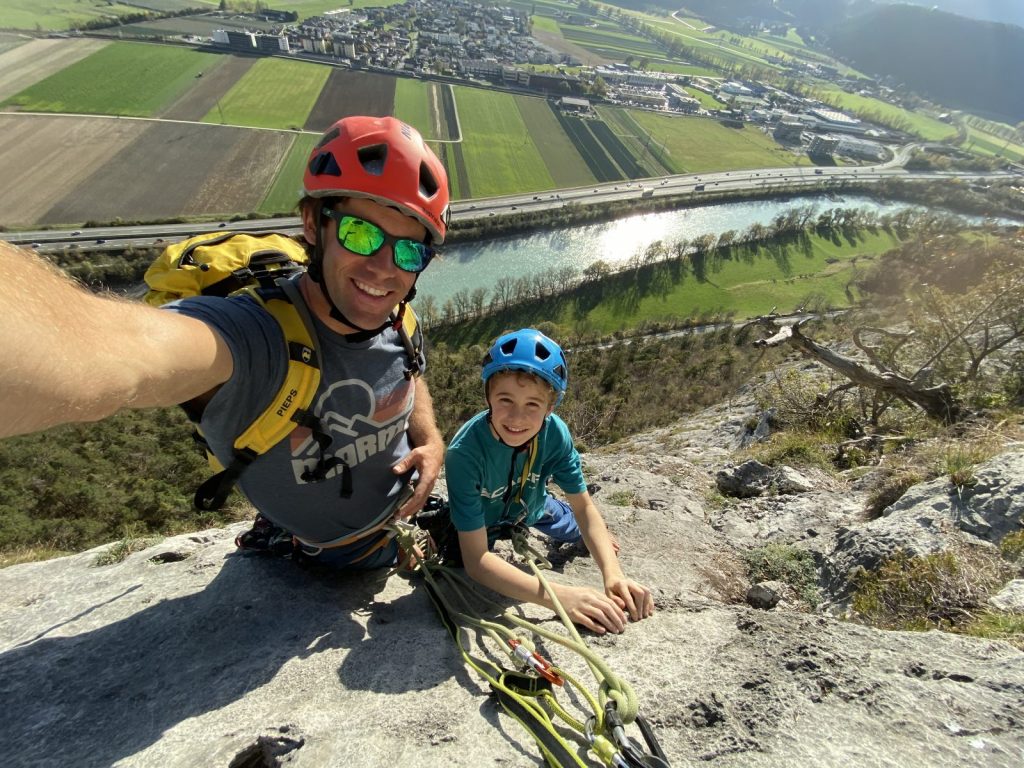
[754,319,967,424]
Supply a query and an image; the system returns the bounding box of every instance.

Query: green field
[202,58,328,129]
[0,0,171,30]
[813,86,957,141]
[964,126,1024,162]
[685,87,726,110]
[393,78,434,139]
[516,96,596,188]
[609,108,807,174]
[571,229,902,332]
[1,41,218,116]
[453,86,555,196]
[559,22,666,60]
[530,15,560,34]
[258,132,319,215]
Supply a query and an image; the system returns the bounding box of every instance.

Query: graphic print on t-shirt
[288,377,414,483]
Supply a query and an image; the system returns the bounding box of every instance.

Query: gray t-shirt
[167,281,418,544]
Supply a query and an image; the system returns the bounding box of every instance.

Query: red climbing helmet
[303,116,451,243]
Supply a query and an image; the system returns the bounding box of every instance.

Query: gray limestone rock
[2,410,1023,767]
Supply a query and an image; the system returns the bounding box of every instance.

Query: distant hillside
[825,5,1024,123]
[675,0,1024,30]
[877,0,1024,28]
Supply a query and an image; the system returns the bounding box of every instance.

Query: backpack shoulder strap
[393,302,425,379]
[194,278,322,510]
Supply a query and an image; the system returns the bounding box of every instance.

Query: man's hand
[392,440,443,519]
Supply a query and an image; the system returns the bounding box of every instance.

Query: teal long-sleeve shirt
[445,411,586,532]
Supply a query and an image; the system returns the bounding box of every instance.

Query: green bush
[742,543,819,607]
[851,547,1013,631]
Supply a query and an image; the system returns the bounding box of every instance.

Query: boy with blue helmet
[445,329,654,635]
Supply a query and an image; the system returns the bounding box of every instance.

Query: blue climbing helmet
[481,328,569,406]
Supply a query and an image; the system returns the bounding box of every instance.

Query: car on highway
[71,230,82,236]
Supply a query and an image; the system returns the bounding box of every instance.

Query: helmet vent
[309,151,341,177]
[357,144,387,175]
[315,126,339,149]
[534,342,551,360]
[500,339,517,356]
[419,162,439,198]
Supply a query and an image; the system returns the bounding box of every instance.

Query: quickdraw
[386,519,671,768]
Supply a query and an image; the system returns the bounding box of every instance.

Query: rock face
[1,404,1023,768]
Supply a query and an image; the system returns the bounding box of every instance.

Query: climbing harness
[388,516,671,768]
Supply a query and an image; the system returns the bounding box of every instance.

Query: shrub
[863,468,926,520]
[742,543,819,607]
[851,546,1014,631]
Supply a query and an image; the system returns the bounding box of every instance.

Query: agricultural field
[608,108,808,174]
[517,97,596,188]
[0,114,150,226]
[43,120,292,224]
[258,133,319,215]
[1,41,217,116]
[304,69,396,132]
[963,126,1024,163]
[158,54,255,121]
[0,0,164,31]
[202,57,328,130]
[558,22,666,61]
[119,14,278,38]
[0,37,108,102]
[394,78,456,142]
[453,86,554,197]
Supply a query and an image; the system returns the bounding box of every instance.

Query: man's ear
[300,203,318,247]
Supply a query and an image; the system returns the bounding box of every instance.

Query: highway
[6,165,1017,252]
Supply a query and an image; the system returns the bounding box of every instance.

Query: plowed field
[0,113,149,227]
[304,69,396,132]
[0,114,295,226]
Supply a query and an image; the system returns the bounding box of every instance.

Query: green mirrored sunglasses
[321,207,434,273]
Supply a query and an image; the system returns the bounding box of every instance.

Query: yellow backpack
[144,230,424,510]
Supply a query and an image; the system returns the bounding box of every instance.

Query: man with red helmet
[0,116,450,569]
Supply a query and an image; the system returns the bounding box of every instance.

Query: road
[6,165,1017,252]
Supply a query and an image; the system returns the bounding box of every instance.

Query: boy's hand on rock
[605,577,655,622]
[562,585,628,634]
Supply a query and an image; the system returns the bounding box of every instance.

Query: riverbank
[445,176,1022,245]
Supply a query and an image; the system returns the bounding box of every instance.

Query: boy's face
[487,372,555,447]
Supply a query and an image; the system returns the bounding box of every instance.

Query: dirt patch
[158,54,256,122]
[0,38,108,103]
[38,122,291,225]
[303,69,396,132]
[0,113,151,228]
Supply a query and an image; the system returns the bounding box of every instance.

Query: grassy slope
[1,41,218,115]
[570,229,902,332]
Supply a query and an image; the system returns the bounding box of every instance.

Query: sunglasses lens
[394,240,431,273]
[338,217,384,256]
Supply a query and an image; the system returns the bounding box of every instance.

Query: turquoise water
[417,195,991,305]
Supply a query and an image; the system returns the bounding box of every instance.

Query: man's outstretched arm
[0,240,234,439]
[393,376,444,517]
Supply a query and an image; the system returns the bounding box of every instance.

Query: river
[416,194,990,305]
